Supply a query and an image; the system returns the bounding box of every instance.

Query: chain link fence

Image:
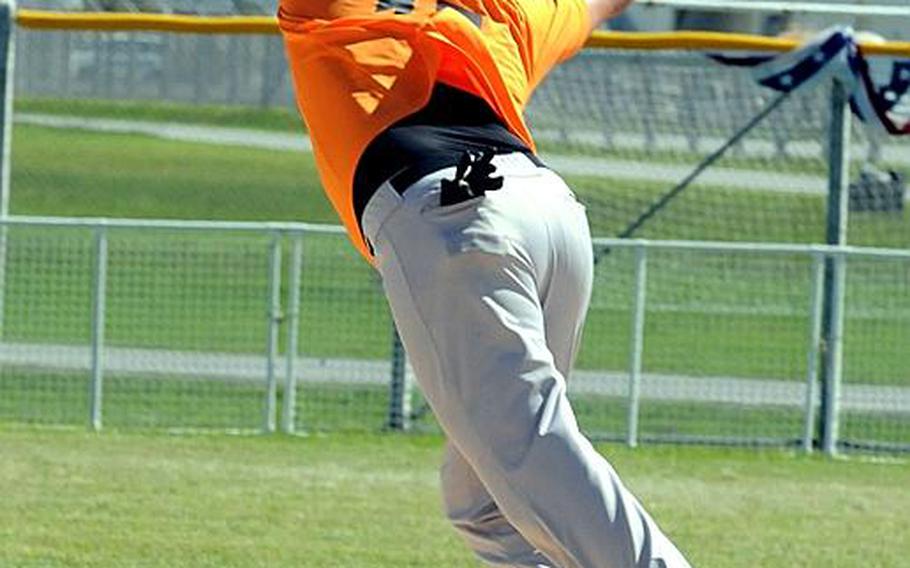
[18,30,294,109]
[0,220,907,453]
[530,49,909,249]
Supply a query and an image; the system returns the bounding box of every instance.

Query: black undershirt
[352,83,531,228]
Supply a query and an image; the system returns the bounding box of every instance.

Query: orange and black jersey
[352,83,531,231]
[278,0,591,260]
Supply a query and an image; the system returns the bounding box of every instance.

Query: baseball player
[278,0,692,566]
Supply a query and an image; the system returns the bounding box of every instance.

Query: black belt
[388,149,545,195]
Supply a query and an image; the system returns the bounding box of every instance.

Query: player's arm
[585,0,636,32]
[522,0,636,90]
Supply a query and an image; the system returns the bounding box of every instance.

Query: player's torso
[281,0,531,127]
[279,0,542,259]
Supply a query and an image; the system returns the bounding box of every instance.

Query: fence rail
[1,217,907,454]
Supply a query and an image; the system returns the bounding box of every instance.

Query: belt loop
[361,181,404,247]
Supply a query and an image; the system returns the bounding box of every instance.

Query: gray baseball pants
[361,152,691,568]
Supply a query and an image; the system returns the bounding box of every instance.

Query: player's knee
[472,375,577,473]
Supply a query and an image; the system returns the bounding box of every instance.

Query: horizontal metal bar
[0,215,346,235]
[638,0,910,18]
[17,10,278,34]
[587,431,807,448]
[3,216,908,261]
[837,439,910,455]
[586,30,910,57]
[592,238,910,260]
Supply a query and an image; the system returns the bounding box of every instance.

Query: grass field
[1,427,908,567]
[16,98,307,134]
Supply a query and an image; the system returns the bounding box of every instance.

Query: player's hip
[362,152,581,239]
[362,151,590,279]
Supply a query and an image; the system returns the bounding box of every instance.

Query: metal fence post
[819,78,852,456]
[89,226,109,431]
[388,325,412,431]
[0,0,11,219]
[281,232,303,434]
[822,251,847,455]
[802,252,825,453]
[0,0,16,340]
[627,245,648,448]
[263,233,283,433]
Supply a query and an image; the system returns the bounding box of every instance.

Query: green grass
[17,97,307,134]
[12,126,335,223]
[3,372,908,448]
[0,428,908,567]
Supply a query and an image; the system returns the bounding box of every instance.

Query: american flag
[711,27,910,136]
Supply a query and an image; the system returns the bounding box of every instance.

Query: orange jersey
[278,0,591,260]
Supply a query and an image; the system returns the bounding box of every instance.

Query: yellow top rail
[16,10,278,34]
[588,30,910,57]
[15,9,910,57]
